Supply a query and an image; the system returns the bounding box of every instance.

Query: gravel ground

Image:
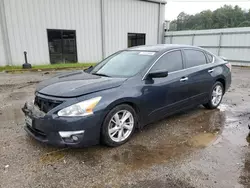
[0,67,250,188]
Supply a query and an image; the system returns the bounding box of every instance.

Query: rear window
[184,49,207,68]
[151,50,183,73]
[206,53,214,63]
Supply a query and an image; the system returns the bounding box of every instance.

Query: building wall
[0,0,8,66]
[0,20,7,66]
[159,3,165,44]
[165,27,250,66]
[103,0,162,57]
[1,0,165,66]
[3,0,102,65]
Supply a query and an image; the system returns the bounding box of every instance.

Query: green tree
[238,21,250,27]
[176,12,190,30]
[169,4,250,31]
[169,20,177,31]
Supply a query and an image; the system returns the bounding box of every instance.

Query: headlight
[57,97,102,117]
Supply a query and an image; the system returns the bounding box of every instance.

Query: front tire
[101,104,137,147]
[203,82,224,109]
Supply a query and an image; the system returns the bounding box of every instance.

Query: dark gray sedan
[22,44,231,147]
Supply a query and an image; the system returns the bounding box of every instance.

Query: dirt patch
[0,108,24,123]
[121,178,195,188]
[7,92,28,100]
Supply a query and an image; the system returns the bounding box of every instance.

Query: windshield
[90,51,156,77]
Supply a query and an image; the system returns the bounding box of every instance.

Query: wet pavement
[0,67,250,188]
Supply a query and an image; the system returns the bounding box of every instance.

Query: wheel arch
[215,77,226,94]
[104,98,142,128]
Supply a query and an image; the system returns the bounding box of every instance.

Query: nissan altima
[22,44,231,147]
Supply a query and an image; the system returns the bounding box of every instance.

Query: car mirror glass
[147,70,168,79]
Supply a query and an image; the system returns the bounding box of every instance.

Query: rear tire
[101,104,137,147]
[203,82,224,109]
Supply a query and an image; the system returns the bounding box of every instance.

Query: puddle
[40,151,65,163]
[112,144,187,170]
[218,104,230,112]
[111,108,226,170]
[112,132,219,170]
[188,133,218,147]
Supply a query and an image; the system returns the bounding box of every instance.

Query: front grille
[34,96,63,113]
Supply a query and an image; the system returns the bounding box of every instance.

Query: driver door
[142,50,190,122]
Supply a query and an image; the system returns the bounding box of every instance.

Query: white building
[0,0,166,66]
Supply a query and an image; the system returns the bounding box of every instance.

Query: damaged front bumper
[22,102,102,147]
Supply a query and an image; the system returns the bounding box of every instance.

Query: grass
[0,63,96,72]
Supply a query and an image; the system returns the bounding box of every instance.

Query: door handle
[180,77,188,82]
[208,69,214,73]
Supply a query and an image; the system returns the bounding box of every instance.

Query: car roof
[127,44,201,52]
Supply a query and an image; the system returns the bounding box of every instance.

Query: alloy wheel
[211,85,223,106]
[108,110,134,142]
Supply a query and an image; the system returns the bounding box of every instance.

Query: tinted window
[47,29,77,64]
[184,50,207,68]
[128,33,146,47]
[206,53,214,63]
[151,50,183,73]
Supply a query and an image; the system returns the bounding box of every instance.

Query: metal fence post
[100,0,105,59]
[191,34,195,45]
[218,32,223,56]
[170,35,173,44]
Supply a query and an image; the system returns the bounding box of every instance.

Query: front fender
[104,97,145,128]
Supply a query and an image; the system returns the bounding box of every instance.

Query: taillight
[226,62,231,72]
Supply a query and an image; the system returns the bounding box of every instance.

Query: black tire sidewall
[101,104,137,147]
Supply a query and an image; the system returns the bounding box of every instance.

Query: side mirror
[147,70,168,79]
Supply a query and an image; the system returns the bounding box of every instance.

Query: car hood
[36,70,127,97]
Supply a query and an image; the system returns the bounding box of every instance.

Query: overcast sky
[165,0,250,20]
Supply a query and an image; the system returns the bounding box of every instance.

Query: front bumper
[22,102,103,147]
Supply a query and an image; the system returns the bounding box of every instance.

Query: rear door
[182,49,214,104]
[143,50,191,121]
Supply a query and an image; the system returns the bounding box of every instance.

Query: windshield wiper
[92,73,110,77]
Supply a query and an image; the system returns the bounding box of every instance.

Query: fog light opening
[71,135,79,141]
[59,130,84,138]
[59,130,84,143]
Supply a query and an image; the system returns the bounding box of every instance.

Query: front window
[90,51,156,78]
